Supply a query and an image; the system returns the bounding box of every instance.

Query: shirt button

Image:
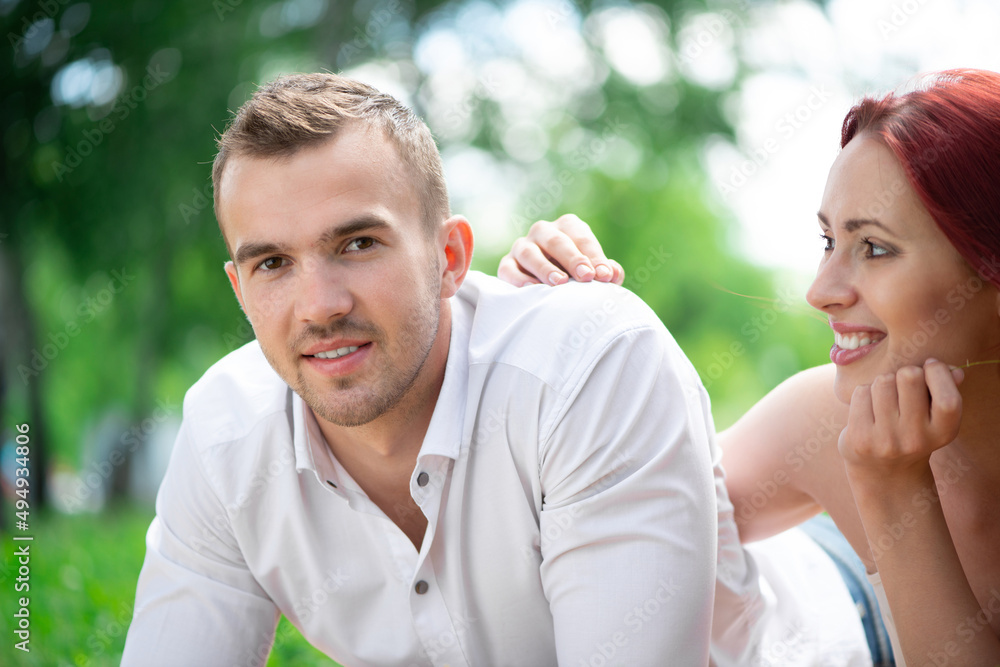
[415,580,429,595]
[417,471,429,487]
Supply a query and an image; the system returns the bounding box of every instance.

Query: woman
[498,69,1000,666]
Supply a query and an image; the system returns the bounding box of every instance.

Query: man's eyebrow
[816,212,895,235]
[234,241,288,267]
[315,216,393,246]
[233,216,394,266]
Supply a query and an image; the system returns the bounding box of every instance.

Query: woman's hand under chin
[836,358,1000,666]
[497,214,625,287]
[838,358,965,487]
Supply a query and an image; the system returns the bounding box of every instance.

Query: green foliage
[0,507,151,667]
[269,617,342,666]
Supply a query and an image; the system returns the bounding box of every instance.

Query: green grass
[0,504,337,666]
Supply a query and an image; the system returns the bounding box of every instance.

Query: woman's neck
[940,364,1000,481]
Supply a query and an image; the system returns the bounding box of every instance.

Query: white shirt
[122,271,867,666]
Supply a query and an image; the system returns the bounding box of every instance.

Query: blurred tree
[0,0,830,507]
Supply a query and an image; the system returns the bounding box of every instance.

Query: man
[121,73,860,666]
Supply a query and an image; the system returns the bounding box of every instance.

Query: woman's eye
[345,237,376,252]
[862,238,890,258]
[820,234,835,251]
[259,257,286,271]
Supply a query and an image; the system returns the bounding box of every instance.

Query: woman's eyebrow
[843,218,894,234]
[817,212,895,235]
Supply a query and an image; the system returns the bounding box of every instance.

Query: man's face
[218,124,449,427]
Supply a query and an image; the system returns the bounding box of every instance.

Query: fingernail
[595,264,612,280]
[548,271,566,285]
[576,264,595,280]
[926,357,939,365]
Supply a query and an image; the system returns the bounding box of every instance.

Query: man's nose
[294,260,354,324]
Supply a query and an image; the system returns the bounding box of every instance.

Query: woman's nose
[806,251,858,313]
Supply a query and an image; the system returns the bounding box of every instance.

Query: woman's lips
[829,331,886,366]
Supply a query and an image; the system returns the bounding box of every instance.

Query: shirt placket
[406,457,470,667]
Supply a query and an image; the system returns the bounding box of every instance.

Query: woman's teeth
[314,346,359,359]
[834,332,880,350]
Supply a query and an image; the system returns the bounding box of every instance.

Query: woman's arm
[839,360,1000,665]
[718,364,842,542]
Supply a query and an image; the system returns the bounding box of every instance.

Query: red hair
[841,69,1000,287]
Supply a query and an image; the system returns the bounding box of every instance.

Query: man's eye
[259,257,286,271]
[345,237,376,252]
[820,234,835,251]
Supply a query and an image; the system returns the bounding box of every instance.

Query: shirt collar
[416,302,470,462]
[293,390,337,480]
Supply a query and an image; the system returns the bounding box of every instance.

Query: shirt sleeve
[537,322,718,666]
[121,423,280,666]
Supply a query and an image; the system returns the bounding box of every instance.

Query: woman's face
[806,134,1000,404]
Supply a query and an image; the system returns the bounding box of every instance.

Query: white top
[122,271,869,666]
[868,571,905,665]
[744,531,873,666]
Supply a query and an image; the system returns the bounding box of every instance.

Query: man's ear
[225,261,249,316]
[438,215,474,299]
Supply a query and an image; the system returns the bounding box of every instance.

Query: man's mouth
[301,341,372,377]
[311,346,360,360]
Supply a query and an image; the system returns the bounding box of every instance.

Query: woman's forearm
[848,466,1000,666]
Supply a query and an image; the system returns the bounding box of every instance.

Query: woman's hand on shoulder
[497,214,625,287]
[839,358,964,484]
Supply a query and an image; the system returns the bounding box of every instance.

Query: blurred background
[2,0,998,663]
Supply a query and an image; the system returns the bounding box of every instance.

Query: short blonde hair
[212,73,449,237]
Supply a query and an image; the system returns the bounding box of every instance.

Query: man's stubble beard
[281,261,443,428]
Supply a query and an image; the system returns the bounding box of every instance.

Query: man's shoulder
[459,270,664,329]
[455,271,677,379]
[181,340,291,446]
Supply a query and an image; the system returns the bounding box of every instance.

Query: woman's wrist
[844,460,936,512]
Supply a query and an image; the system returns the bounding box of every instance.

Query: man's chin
[295,381,385,428]
[307,402,382,428]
